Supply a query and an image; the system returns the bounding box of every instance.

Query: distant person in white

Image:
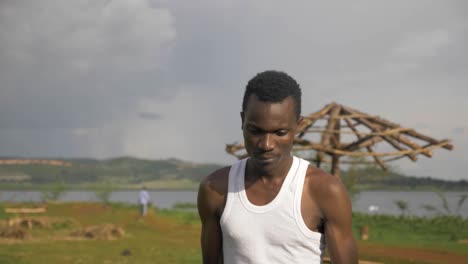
[139,187,151,216]
[368,205,379,213]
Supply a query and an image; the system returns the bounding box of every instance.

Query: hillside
[0,157,223,190]
[0,157,466,191]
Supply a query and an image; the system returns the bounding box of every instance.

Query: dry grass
[69,224,124,240]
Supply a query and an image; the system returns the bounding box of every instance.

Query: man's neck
[247,155,294,182]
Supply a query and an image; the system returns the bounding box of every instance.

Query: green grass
[0,203,467,263]
[352,213,468,254]
[172,202,197,210]
[0,254,24,264]
[0,202,202,264]
[0,204,6,219]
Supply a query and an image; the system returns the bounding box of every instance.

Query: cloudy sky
[0,0,466,180]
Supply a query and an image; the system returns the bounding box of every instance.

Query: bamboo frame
[344,117,387,170]
[302,127,411,137]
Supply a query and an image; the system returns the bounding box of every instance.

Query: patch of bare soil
[359,244,468,264]
[69,224,125,240]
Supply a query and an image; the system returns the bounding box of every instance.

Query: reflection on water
[0,190,466,218]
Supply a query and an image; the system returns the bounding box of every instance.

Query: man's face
[241,95,302,174]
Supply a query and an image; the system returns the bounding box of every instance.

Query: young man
[198,70,358,263]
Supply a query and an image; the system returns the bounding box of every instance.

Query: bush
[172,202,197,210]
[41,182,67,202]
[0,204,6,219]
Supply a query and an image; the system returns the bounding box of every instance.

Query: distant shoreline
[0,185,466,192]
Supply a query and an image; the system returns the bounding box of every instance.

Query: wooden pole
[316,104,340,169]
[331,107,342,177]
[331,154,340,177]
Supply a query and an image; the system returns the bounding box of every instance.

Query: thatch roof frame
[226,102,453,177]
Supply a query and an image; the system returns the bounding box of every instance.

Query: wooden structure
[226,102,453,177]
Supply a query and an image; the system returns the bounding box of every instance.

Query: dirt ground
[359,243,468,264]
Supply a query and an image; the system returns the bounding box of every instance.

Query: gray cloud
[452,127,465,135]
[0,0,176,130]
[138,112,163,121]
[0,0,467,180]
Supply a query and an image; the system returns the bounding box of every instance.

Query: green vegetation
[422,192,468,217]
[93,181,115,206]
[341,156,367,202]
[0,202,203,264]
[0,157,222,190]
[172,202,197,210]
[353,213,468,254]
[0,202,466,263]
[40,181,67,202]
[394,199,410,217]
[0,204,5,220]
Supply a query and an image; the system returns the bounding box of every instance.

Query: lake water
[0,190,466,218]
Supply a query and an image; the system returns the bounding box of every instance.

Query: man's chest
[242,179,323,233]
[244,178,284,206]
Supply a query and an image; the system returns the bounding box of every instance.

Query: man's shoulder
[304,163,337,184]
[304,164,348,201]
[199,165,231,197]
[198,165,232,215]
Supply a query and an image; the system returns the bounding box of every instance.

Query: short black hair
[242,70,302,118]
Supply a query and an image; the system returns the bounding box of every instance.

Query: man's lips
[252,155,277,164]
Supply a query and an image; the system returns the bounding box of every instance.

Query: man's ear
[296,116,304,130]
[240,112,245,130]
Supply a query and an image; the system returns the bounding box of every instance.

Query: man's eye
[276,130,288,136]
[247,127,260,134]
[248,128,261,134]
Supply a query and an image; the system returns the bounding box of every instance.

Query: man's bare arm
[320,175,358,263]
[197,169,228,264]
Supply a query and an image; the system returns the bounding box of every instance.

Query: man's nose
[258,133,274,151]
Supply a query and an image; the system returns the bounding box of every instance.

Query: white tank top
[220,156,325,264]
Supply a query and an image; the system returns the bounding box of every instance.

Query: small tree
[422,192,468,217]
[421,192,467,241]
[456,194,468,216]
[342,165,360,203]
[394,199,409,217]
[41,181,67,202]
[94,181,114,207]
[341,155,373,203]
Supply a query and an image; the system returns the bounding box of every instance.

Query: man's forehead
[245,94,296,109]
[244,95,296,116]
